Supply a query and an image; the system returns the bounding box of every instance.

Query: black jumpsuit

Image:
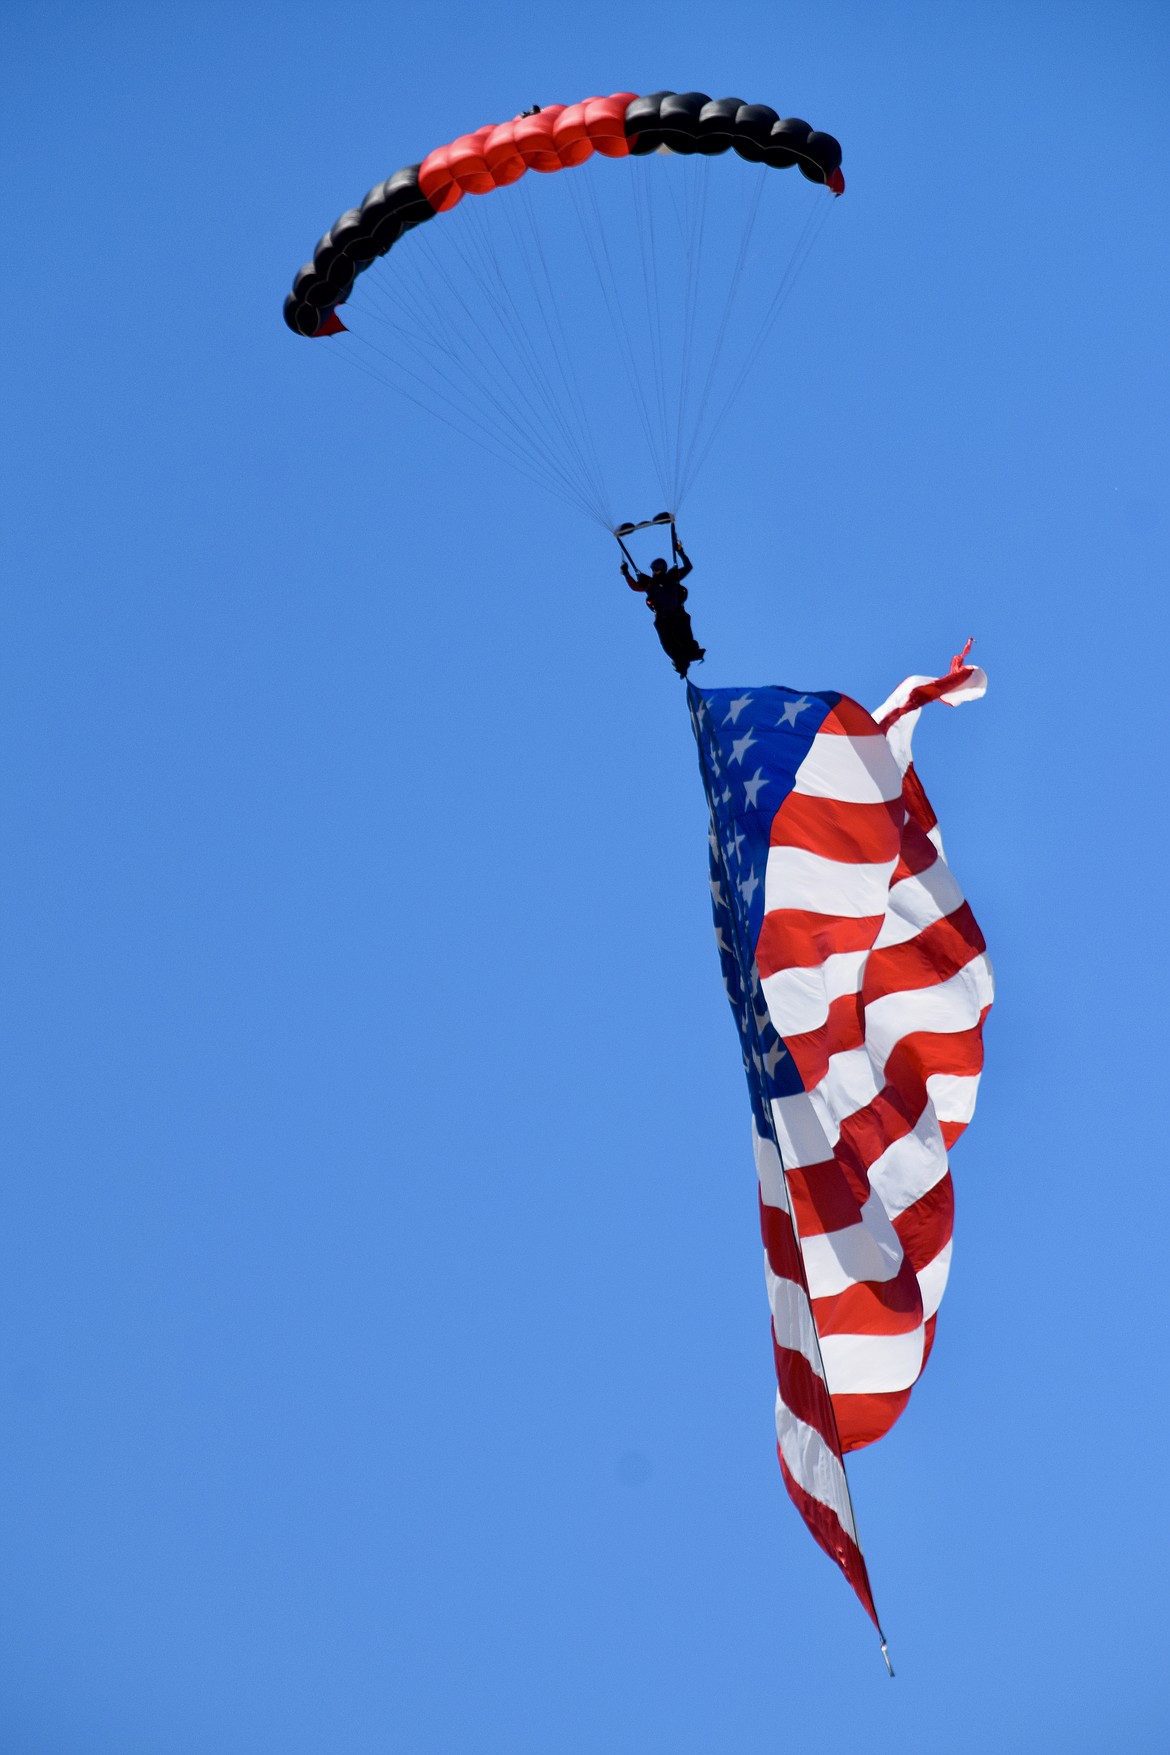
[628,558,705,677]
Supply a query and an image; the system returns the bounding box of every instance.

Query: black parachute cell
[369,165,434,230]
[292,261,321,300]
[625,90,671,155]
[284,291,323,336]
[658,92,710,154]
[732,104,781,162]
[802,129,843,179]
[330,206,379,266]
[761,116,810,170]
[357,182,403,254]
[696,97,743,153]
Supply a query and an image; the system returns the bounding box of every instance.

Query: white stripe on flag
[775,1397,859,1543]
[864,954,994,1073]
[798,1194,905,1298]
[819,1324,926,1396]
[925,1071,981,1127]
[866,1106,949,1221]
[918,1240,953,1321]
[752,1123,790,1213]
[765,1261,823,1374]
[793,734,904,805]
[762,949,868,1037]
[764,846,897,920]
[872,858,966,949]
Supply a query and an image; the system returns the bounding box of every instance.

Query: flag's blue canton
[687,683,840,1133]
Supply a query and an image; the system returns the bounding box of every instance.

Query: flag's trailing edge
[688,654,991,1635]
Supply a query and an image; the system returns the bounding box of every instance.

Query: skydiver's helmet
[651,558,668,574]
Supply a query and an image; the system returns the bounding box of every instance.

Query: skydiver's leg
[668,607,705,663]
[681,610,704,661]
[654,610,695,676]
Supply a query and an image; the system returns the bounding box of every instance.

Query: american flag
[688,653,992,1642]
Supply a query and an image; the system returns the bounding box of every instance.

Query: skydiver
[621,541,706,678]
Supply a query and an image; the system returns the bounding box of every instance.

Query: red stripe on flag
[818,697,882,737]
[876,665,978,732]
[892,1172,954,1276]
[776,1449,880,1626]
[891,817,940,882]
[833,1386,913,1453]
[773,1339,839,1454]
[811,1265,924,1338]
[787,1159,869,1236]
[864,904,986,1004]
[882,1018,988,1094]
[758,1195,804,1282]
[783,993,867,1088]
[769,792,902,865]
[756,909,882,979]
[901,762,938,833]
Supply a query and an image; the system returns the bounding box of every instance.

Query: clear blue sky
[4,4,1168,1750]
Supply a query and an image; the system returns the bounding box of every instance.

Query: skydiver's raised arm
[676,543,693,580]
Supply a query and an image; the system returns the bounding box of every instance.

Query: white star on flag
[763,1040,788,1078]
[739,868,760,906]
[743,769,768,807]
[723,694,753,725]
[778,695,812,727]
[729,729,757,766]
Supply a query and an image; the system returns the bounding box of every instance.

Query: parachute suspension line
[629,162,675,499]
[455,198,613,524]
[373,214,610,515]
[351,281,604,520]
[674,166,768,504]
[338,322,603,518]
[669,155,712,506]
[354,277,576,496]
[313,332,603,520]
[582,165,672,505]
[351,214,615,521]
[567,168,675,513]
[445,190,610,520]
[354,252,599,514]
[510,177,615,523]
[407,216,610,519]
[413,203,585,492]
[677,191,833,504]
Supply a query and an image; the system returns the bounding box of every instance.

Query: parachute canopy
[283,92,843,339]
